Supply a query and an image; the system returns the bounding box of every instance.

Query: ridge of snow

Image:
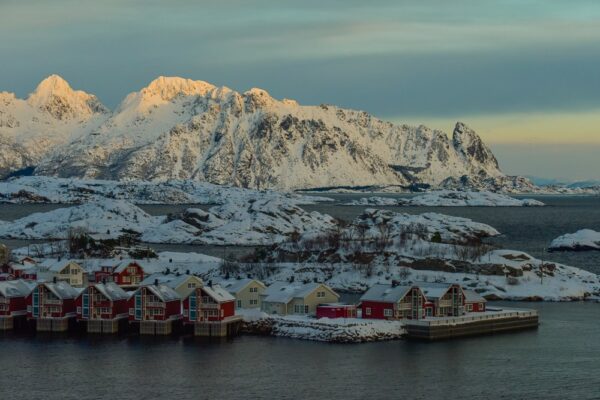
[549,229,600,251]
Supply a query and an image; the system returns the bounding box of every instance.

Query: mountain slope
[0,75,109,177]
[4,75,512,190]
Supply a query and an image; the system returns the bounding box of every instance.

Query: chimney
[169,258,173,263]
[208,280,212,287]
[53,276,57,284]
[186,269,190,275]
[154,278,159,286]
[391,280,399,288]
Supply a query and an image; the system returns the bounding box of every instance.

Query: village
[0,244,539,341]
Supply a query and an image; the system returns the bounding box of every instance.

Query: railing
[145,302,165,308]
[43,299,62,305]
[407,309,538,327]
[199,303,219,309]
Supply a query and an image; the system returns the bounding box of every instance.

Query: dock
[404,308,539,340]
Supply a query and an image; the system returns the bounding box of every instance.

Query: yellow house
[260,281,339,316]
[39,259,86,287]
[221,278,266,309]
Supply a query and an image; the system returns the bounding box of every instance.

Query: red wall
[361,301,395,320]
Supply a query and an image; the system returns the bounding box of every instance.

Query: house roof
[38,259,81,273]
[42,281,81,299]
[93,282,129,301]
[141,273,203,290]
[143,284,181,302]
[220,278,265,294]
[0,280,34,298]
[113,260,142,274]
[464,289,487,303]
[202,285,235,303]
[359,284,414,303]
[262,282,337,304]
[418,282,461,300]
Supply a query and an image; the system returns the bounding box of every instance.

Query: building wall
[361,301,395,320]
[293,285,339,315]
[233,281,265,309]
[115,263,144,286]
[261,301,287,315]
[173,276,203,299]
[316,305,357,319]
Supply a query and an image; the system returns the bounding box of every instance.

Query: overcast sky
[1,0,599,181]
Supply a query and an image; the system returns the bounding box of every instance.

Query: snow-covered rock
[0,199,159,239]
[549,229,600,251]
[240,309,405,343]
[344,191,544,206]
[1,75,521,190]
[0,197,337,246]
[0,176,329,205]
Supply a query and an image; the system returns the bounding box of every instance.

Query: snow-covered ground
[0,176,330,205]
[344,191,545,207]
[550,229,600,251]
[0,197,336,245]
[245,249,599,301]
[239,308,405,343]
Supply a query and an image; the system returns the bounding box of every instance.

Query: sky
[0,0,599,181]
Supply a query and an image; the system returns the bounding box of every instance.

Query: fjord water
[1,197,599,398]
[1,302,599,400]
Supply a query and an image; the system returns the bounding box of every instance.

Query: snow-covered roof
[463,289,486,303]
[0,280,34,298]
[220,278,265,294]
[38,259,81,273]
[419,282,460,300]
[202,285,235,303]
[143,284,181,302]
[262,281,336,304]
[113,260,142,274]
[42,281,80,299]
[93,282,129,301]
[359,284,413,303]
[141,273,202,289]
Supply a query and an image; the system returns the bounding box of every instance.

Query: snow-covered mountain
[3,75,518,190]
[0,75,109,177]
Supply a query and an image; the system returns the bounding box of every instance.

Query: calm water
[0,302,599,400]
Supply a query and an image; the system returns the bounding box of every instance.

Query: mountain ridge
[1,75,530,191]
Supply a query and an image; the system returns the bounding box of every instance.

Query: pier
[404,308,539,340]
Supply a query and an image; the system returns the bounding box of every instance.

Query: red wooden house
[316,303,357,319]
[26,281,80,319]
[92,261,120,283]
[0,280,33,317]
[360,283,427,320]
[113,260,145,287]
[7,261,37,280]
[76,282,129,321]
[183,285,236,323]
[127,283,182,322]
[464,289,487,312]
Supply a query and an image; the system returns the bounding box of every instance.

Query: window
[384,309,393,317]
[237,300,242,308]
[249,287,258,293]
[316,291,326,298]
[250,299,258,305]
[129,308,134,315]
[77,307,82,314]
[188,283,196,289]
[467,304,473,312]
[365,307,371,316]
